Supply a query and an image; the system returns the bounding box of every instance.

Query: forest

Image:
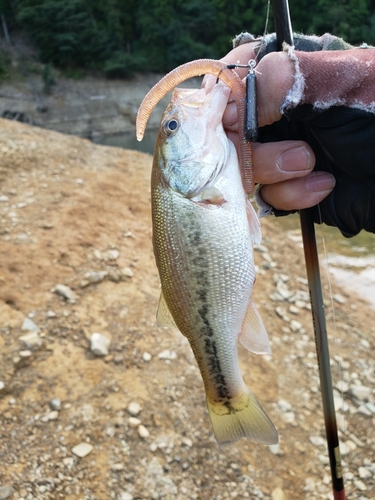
[0,0,374,77]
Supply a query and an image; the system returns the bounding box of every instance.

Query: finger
[252,141,315,184]
[202,43,259,91]
[260,171,336,211]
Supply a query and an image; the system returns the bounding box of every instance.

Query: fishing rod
[269,1,346,498]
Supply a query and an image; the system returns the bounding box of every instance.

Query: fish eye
[163,118,179,136]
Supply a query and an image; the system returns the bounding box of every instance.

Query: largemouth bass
[150,82,278,446]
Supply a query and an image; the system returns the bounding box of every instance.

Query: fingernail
[276,146,311,172]
[306,171,336,192]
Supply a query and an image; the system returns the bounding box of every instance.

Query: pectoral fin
[246,199,262,245]
[156,293,177,328]
[239,300,271,354]
[200,186,226,205]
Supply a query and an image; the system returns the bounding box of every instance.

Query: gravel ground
[0,119,374,500]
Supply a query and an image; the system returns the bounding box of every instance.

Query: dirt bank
[0,119,374,500]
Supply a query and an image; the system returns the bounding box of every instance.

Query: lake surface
[96,130,375,309]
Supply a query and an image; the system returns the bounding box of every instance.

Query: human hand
[203,42,336,213]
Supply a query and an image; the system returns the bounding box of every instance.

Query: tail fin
[207,389,278,447]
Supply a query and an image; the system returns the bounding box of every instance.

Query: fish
[146,81,278,447]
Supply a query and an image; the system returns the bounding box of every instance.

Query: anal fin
[239,300,271,354]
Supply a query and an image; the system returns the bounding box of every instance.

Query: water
[93,128,157,155]
[96,131,375,309]
[274,213,375,308]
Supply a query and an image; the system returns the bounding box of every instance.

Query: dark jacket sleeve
[236,33,375,237]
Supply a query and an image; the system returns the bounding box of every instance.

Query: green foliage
[7,0,375,76]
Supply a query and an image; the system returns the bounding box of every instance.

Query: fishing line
[315,202,349,446]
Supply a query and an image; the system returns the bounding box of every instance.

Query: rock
[90,332,111,357]
[138,424,150,438]
[290,320,303,332]
[127,402,141,416]
[83,271,108,284]
[112,463,125,471]
[181,437,193,448]
[49,398,61,411]
[46,310,57,318]
[0,195,9,202]
[19,331,42,349]
[41,410,59,422]
[336,380,349,393]
[333,294,346,304]
[269,443,281,455]
[350,385,371,402]
[310,436,326,447]
[118,493,133,500]
[55,284,78,303]
[142,352,152,362]
[289,305,299,315]
[128,417,142,428]
[271,487,286,500]
[354,479,367,491]
[0,381,5,394]
[158,350,177,360]
[358,466,372,479]
[0,486,14,500]
[120,267,134,278]
[278,399,292,412]
[72,442,93,458]
[107,249,120,260]
[21,317,39,332]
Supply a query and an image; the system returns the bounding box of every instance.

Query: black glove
[253,34,375,237]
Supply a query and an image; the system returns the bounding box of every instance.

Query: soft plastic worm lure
[136,59,254,194]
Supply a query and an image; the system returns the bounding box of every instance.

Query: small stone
[72,442,93,458]
[336,380,349,393]
[0,381,5,393]
[46,310,57,318]
[138,424,150,438]
[271,487,286,500]
[0,485,14,500]
[111,463,125,471]
[269,443,281,455]
[63,457,74,467]
[128,417,142,428]
[181,437,193,447]
[118,493,133,500]
[55,284,78,303]
[158,350,177,360]
[107,249,120,260]
[366,402,375,414]
[127,402,141,416]
[48,410,59,421]
[289,305,299,315]
[49,398,61,411]
[278,399,292,412]
[142,352,152,362]
[310,436,326,447]
[354,479,367,491]
[333,294,346,304]
[19,349,32,358]
[281,412,295,424]
[120,267,134,278]
[19,331,42,349]
[358,466,372,479]
[350,385,371,402]
[290,320,303,332]
[21,317,39,332]
[0,195,9,202]
[90,332,111,357]
[84,271,108,284]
